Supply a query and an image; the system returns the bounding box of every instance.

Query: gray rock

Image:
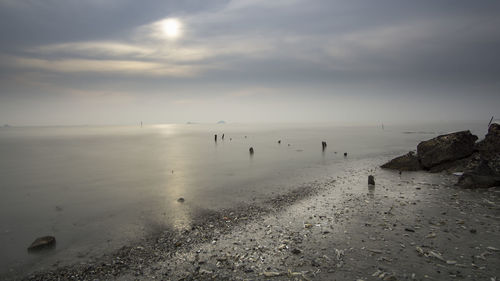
[475,123,500,155]
[28,236,56,252]
[428,154,475,173]
[417,130,477,169]
[457,153,500,188]
[381,151,422,171]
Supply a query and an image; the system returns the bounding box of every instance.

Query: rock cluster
[381,123,500,188]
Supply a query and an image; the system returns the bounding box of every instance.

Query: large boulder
[457,153,500,188]
[417,130,477,169]
[428,154,475,173]
[381,151,422,171]
[475,123,500,155]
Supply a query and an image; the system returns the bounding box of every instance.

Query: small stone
[28,236,56,252]
[262,271,281,277]
[177,197,185,203]
[425,232,436,239]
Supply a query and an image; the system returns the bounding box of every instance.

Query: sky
[0,0,499,126]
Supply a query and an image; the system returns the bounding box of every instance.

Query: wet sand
[15,156,500,280]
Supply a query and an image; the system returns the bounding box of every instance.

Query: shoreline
[11,165,327,281]
[9,156,500,281]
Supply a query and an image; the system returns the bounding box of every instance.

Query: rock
[381,151,422,171]
[428,154,475,173]
[344,152,347,157]
[368,175,375,185]
[457,154,500,188]
[28,236,56,252]
[262,271,281,277]
[417,130,477,169]
[475,123,500,154]
[453,124,500,187]
[177,197,185,203]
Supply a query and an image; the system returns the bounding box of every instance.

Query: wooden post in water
[368,175,375,185]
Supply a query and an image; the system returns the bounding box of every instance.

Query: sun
[161,18,181,39]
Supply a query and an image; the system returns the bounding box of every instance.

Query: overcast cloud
[0,0,499,125]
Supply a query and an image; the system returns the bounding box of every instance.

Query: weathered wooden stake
[368,175,375,185]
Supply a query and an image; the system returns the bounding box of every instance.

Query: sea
[0,122,488,277]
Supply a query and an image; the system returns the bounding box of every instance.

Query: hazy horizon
[1,0,499,126]
[1,119,497,128]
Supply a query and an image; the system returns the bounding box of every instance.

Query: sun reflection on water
[161,128,193,231]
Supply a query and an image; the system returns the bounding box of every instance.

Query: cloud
[2,55,200,77]
[32,42,152,58]
[1,0,499,125]
[228,87,279,97]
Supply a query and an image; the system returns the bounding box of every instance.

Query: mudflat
[18,157,500,280]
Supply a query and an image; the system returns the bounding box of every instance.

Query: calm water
[0,122,487,276]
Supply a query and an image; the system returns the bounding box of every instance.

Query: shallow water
[0,122,487,276]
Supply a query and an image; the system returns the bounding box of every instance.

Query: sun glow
[161,18,181,39]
